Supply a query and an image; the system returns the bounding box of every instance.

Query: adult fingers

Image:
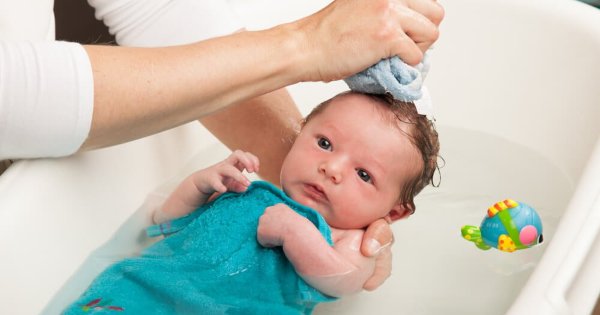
[363,245,392,291]
[360,218,394,257]
[393,34,424,66]
[392,3,440,59]
[406,0,445,26]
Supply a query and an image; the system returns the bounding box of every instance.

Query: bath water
[315,126,569,315]
[46,126,569,315]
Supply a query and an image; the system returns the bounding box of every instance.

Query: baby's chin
[327,220,367,230]
[284,187,324,209]
[283,186,360,228]
[294,196,327,215]
[288,194,332,221]
[325,214,372,230]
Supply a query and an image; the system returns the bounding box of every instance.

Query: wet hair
[303,91,440,214]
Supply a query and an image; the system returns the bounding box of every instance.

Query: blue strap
[146,212,198,237]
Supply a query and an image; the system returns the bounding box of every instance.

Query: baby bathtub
[1,0,599,314]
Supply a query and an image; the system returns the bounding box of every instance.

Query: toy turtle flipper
[461,225,491,250]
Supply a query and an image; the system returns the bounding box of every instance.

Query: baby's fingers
[218,164,251,192]
[227,150,260,173]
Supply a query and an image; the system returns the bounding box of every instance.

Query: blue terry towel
[63,181,336,315]
[344,54,430,104]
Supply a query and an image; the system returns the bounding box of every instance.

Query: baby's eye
[356,169,372,183]
[317,137,332,150]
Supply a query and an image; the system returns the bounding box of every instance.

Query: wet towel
[63,181,336,315]
[344,54,432,117]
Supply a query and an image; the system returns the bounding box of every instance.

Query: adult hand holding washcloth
[344,53,433,118]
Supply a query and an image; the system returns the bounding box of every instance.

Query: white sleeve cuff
[88,0,244,47]
[0,41,93,159]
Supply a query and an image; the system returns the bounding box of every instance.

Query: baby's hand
[257,203,301,247]
[194,150,260,195]
[154,150,259,223]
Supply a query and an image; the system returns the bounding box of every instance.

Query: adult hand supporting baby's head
[360,218,394,290]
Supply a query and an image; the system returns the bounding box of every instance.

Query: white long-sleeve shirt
[0,0,242,159]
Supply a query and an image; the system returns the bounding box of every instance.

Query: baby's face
[280,94,422,229]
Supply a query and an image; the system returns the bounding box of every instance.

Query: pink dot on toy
[519,225,538,245]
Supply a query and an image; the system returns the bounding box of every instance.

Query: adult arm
[1,0,443,160]
[81,28,303,151]
[199,89,301,184]
[86,0,301,184]
[81,0,443,150]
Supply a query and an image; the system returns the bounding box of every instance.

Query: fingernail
[379,241,392,251]
[368,240,393,256]
[367,239,382,256]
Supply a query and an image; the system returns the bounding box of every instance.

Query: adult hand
[292,0,444,82]
[360,218,394,290]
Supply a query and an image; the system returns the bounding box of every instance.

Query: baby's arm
[257,204,376,297]
[153,150,259,223]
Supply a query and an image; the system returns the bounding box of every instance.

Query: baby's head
[280,91,439,229]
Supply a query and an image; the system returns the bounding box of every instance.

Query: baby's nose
[319,159,344,184]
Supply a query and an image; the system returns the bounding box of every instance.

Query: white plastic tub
[1,0,599,314]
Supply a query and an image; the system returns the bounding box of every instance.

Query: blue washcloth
[344,54,432,116]
[63,181,336,315]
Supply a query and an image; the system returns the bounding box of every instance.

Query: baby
[64,91,439,314]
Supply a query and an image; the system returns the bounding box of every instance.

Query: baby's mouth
[303,183,328,202]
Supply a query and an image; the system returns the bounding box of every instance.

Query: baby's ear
[385,202,414,223]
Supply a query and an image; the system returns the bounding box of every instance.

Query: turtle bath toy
[461,199,543,253]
